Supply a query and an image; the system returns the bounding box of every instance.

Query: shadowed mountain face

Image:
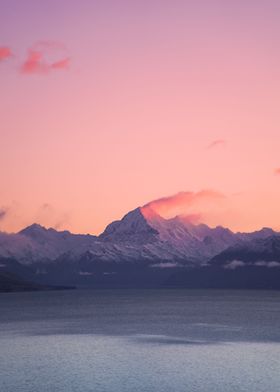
[0,206,279,289]
[209,235,280,268]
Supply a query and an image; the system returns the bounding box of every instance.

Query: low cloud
[0,46,13,61]
[255,261,280,268]
[207,139,226,149]
[224,260,245,269]
[225,260,280,269]
[150,262,183,269]
[79,271,93,276]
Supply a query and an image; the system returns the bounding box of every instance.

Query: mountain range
[0,206,280,290]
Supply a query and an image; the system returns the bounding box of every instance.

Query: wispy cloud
[34,203,70,230]
[207,139,226,149]
[1,42,70,74]
[20,41,70,75]
[0,207,9,221]
[0,46,13,61]
[21,50,47,74]
[51,58,70,70]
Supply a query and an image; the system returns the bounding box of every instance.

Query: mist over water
[0,289,280,392]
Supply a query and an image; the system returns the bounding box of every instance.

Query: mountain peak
[99,207,158,243]
[19,223,49,236]
[258,227,275,234]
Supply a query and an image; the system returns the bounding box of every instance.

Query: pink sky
[0,0,280,234]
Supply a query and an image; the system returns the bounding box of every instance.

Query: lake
[0,289,280,392]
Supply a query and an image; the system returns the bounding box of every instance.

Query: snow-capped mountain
[73,207,240,264]
[0,206,278,267]
[99,208,158,244]
[1,206,280,290]
[0,224,98,264]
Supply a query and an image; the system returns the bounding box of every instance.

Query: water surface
[0,289,279,392]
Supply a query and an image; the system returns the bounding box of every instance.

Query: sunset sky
[1,0,280,234]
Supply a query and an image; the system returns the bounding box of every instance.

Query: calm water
[0,289,280,392]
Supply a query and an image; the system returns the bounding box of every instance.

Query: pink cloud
[274,168,280,175]
[21,50,48,74]
[51,58,70,70]
[20,42,70,75]
[0,46,13,61]
[208,139,226,149]
[142,190,225,219]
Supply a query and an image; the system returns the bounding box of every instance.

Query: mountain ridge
[0,206,278,266]
[1,206,280,290]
